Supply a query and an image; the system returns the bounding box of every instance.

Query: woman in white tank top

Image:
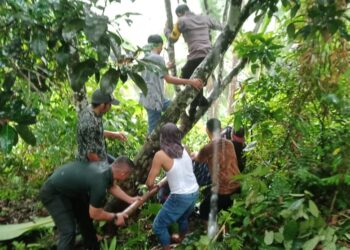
[146,123,199,250]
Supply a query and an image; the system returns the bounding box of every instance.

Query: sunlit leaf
[264,230,274,245]
[302,236,320,250]
[308,200,319,217]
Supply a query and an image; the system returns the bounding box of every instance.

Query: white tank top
[166,149,199,194]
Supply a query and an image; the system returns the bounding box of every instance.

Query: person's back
[166,149,199,194]
[140,52,167,112]
[177,12,213,60]
[197,138,240,194]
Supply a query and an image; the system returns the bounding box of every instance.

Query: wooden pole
[122,177,168,216]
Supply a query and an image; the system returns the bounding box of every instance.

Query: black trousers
[40,181,99,250]
[181,57,209,119]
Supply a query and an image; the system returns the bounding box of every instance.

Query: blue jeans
[153,190,199,246]
[146,99,171,134]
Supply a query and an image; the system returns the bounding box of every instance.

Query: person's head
[160,123,184,159]
[206,118,221,140]
[232,127,245,138]
[221,126,232,140]
[147,34,163,54]
[91,89,119,115]
[111,156,134,181]
[175,4,190,17]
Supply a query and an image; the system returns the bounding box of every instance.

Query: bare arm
[109,185,135,204]
[146,151,164,190]
[104,130,127,142]
[163,74,203,90]
[89,206,127,225]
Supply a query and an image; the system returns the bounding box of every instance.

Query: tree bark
[130,0,260,186]
[164,0,180,93]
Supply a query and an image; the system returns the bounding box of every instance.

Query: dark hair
[147,34,163,45]
[221,126,232,140]
[113,156,135,170]
[206,118,221,134]
[175,4,190,15]
[160,123,184,159]
[232,127,245,138]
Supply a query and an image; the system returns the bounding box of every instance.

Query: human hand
[190,79,203,91]
[113,132,127,142]
[129,196,143,204]
[190,152,198,160]
[114,213,128,226]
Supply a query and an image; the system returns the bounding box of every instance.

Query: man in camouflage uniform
[77,89,127,162]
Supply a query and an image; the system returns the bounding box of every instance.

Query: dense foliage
[0,0,349,249]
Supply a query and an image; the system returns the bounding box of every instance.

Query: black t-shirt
[48,161,113,208]
[232,141,246,172]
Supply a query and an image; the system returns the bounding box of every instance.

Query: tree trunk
[164,0,180,93]
[130,0,259,186]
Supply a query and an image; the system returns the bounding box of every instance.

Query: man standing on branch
[164,4,223,119]
[77,89,127,162]
[140,34,203,134]
[39,156,139,250]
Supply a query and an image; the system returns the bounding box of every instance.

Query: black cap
[91,89,120,105]
[147,34,163,45]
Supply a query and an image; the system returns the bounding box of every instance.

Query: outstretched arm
[164,74,203,90]
[109,185,136,204]
[104,130,127,142]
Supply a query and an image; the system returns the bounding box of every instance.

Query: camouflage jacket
[76,106,107,161]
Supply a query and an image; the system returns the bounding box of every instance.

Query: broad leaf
[308,200,319,217]
[15,124,36,146]
[302,236,320,250]
[0,124,18,153]
[69,59,96,91]
[128,71,147,96]
[31,33,47,56]
[283,220,298,241]
[62,19,84,41]
[0,217,54,241]
[97,35,110,64]
[100,68,120,94]
[264,230,274,245]
[84,14,108,43]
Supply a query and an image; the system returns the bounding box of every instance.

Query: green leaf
[62,19,84,41]
[109,237,116,250]
[84,14,108,43]
[287,23,295,39]
[15,124,36,146]
[97,35,110,64]
[308,200,319,217]
[0,216,54,241]
[100,68,120,94]
[302,236,320,250]
[31,33,47,56]
[290,4,300,18]
[264,230,274,245]
[283,220,298,241]
[69,59,96,92]
[234,111,242,131]
[0,124,18,153]
[128,71,147,96]
[55,44,70,66]
[289,198,304,210]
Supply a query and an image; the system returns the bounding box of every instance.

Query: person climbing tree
[39,156,139,250]
[164,4,223,120]
[146,123,199,250]
[192,118,240,223]
[140,34,202,134]
[76,89,127,162]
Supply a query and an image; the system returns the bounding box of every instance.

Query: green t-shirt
[48,161,113,208]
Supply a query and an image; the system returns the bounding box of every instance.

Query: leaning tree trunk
[130,0,261,186]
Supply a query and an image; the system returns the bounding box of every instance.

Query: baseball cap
[91,89,120,105]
